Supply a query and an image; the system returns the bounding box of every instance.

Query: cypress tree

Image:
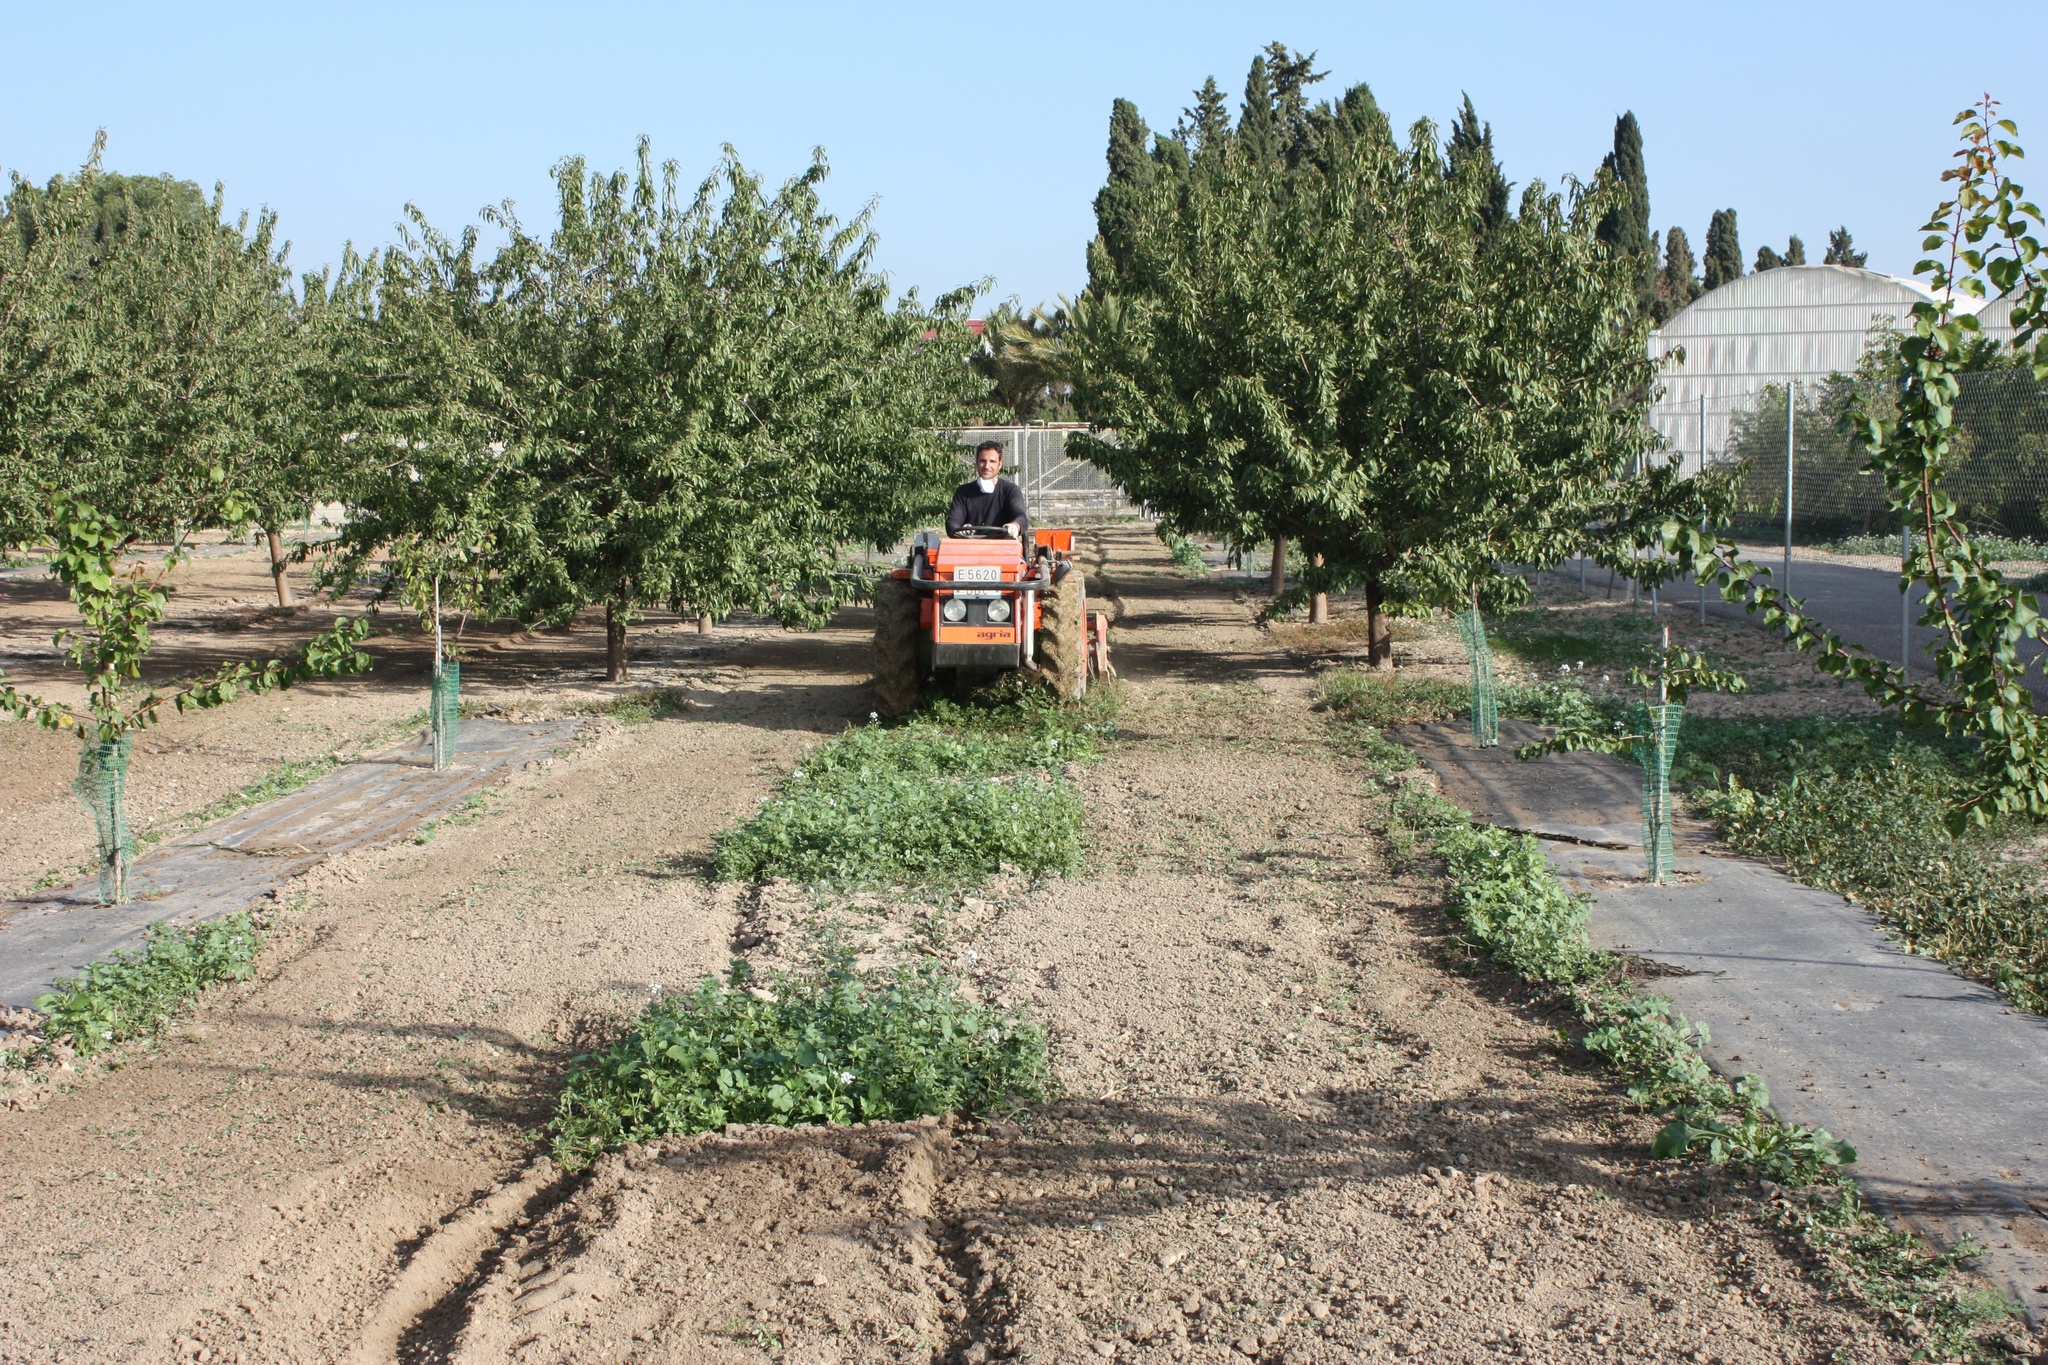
[1262,42,1326,167]
[1785,235,1806,266]
[1652,225,1701,321]
[1088,99,1156,288]
[1181,77,1231,152]
[1703,209,1742,290]
[1596,112,1655,313]
[1755,243,1785,272]
[1823,226,1867,267]
[1240,54,1277,163]
[1448,94,1513,241]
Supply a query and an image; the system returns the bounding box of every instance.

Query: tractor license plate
[953,565,1000,582]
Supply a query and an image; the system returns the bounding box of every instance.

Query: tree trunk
[1366,578,1394,668]
[265,528,293,606]
[606,602,629,682]
[1269,535,1287,595]
[1309,551,1329,624]
[698,611,713,636]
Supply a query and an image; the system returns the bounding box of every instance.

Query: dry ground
[0,529,1927,1364]
[0,538,791,900]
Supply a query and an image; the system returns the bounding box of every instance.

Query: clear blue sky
[3,1,2039,309]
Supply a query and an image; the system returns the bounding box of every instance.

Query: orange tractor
[872,525,1111,715]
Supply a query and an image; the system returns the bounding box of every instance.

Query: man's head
[974,440,1003,481]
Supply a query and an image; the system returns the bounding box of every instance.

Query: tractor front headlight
[985,598,1012,623]
[941,597,968,622]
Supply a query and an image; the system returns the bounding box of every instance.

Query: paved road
[0,717,578,1008]
[1552,552,2048,703]
[1405,720,2048,1328]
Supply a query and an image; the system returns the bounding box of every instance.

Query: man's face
[976,448,1002,481]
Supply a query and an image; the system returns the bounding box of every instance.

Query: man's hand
[1004,522,1020,539]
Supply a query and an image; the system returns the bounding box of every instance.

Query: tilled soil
[1,529,1909,1363]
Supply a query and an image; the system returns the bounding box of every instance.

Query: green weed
[711,708,1101,889]
[31,914,262,1059]
[1402,786,1855,1187]
[547,952,1049,1170]
[1818,531,2046,561]
[1160,528,1207,574]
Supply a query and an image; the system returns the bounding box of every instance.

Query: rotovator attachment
[870,525,1111,716]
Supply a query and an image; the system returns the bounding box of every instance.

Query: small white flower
[869,711,879,722]
[838,1071,856,1084]
[649,982,662,996]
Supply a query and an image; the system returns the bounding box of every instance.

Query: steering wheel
[953,524,1016,540]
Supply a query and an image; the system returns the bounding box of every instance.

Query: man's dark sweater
[946,477,1030,538]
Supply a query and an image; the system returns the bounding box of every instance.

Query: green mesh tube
[431,661,460,771]
[1454,608,1499,747]
[73,732,135,904]
[1638,702,1684,883]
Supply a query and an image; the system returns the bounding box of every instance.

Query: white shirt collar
[976,476,997,493]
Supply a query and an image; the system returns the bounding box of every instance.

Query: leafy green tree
[1654,225,1702,320]
[1755,235,1805,272]
[1596,112,1656,312]
[1,149,308,549]
[1824,226,1868,267]
[1,140,103,548]
[1785,234,1806,266]
[1066,62,1686,660]
[332,143,986,682]
[1703,208,1743,290]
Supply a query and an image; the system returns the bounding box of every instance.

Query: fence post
[1783,380,1796,596]
[1699,393,1709,625]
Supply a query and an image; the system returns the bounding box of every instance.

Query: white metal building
[1647,265,1952,472]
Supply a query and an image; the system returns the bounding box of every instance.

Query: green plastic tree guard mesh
[1455,608,1500,747]
[1639,702,1684,883]
[431,661,460,771]
[73,732,135,904]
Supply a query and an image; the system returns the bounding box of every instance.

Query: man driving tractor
[946,440,1029,540]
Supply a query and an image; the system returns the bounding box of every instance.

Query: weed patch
[712,694,1111,889]
[547,954,1049,1170]
[19,914,262,1062]
[1817,532,2046,561]
[1392,786,2024,1359]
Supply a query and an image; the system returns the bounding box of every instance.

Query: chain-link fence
[941,425,1142,521]
[1650,369,2048,543]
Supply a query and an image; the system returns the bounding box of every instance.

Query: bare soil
[0,539,781,900]
[0,529,1934,1363]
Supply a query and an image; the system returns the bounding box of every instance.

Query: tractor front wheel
[872,575,923,716]
[1035,571,1089,700]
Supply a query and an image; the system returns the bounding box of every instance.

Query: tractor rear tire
[872,576,922,716]
[1035,571,1089,700]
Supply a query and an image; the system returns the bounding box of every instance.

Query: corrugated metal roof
[1648,265,1933,471]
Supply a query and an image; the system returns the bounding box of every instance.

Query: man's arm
[945,485,971,537]
[1001,481,1029,539]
